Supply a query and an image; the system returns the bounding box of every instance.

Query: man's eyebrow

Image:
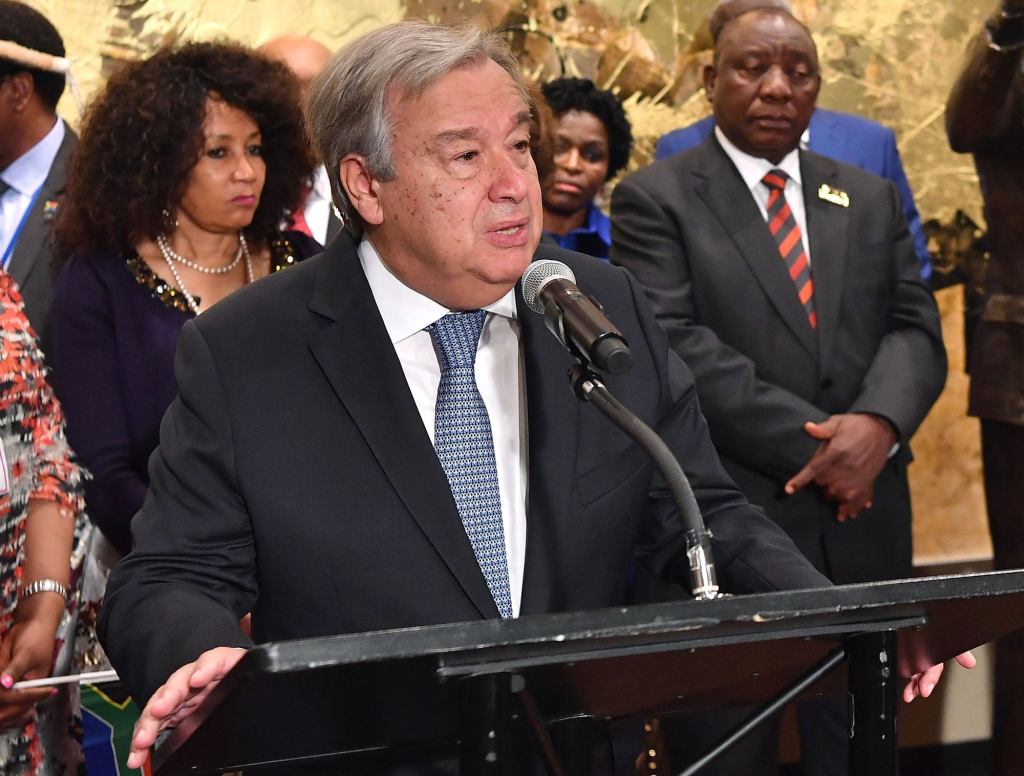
[430,110,533,149]
[433,127,481,146]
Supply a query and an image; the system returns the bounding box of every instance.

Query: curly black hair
[540,77,633,180]
[0,0,65,110]
[56,41,312,256]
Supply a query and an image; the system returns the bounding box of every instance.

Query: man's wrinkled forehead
[384,68,533,160]
[427,108,532,152]
[386,55,530,116]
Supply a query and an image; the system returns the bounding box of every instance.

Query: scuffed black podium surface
[152,570,1024,775]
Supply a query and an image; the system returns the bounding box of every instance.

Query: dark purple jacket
[51,232,321,554]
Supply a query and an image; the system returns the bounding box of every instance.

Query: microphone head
[520,259,576,314]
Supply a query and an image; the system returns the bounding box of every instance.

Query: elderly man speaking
[98,21,956,774]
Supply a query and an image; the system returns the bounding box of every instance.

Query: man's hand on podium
[119,642,977,767]
[126,646,247,770]
[903,651,977,703]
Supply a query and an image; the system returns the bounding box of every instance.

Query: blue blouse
[543,204,612,261]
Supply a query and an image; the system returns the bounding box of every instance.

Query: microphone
[520,260,633,374]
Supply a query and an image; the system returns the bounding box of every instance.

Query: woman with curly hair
[539,77,633,260]
[0,269,90,774]
[50,41,319,568]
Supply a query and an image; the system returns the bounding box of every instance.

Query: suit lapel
[7,127,75,287]
[800,151,847,379]
[516,279,581,616]
[306,237,499,619]
[694,138,817,358]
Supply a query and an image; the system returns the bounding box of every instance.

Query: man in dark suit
[0,0,77,352]
[259,34,344,247]
[653,0,932,280]
[98,21,860,773]
[656,109,932,280]
[610,7,946,773]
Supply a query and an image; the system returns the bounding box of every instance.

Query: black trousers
[662,696,848,776]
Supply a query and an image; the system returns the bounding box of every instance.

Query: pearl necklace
[156,233,244,274]
[158,233,253,316]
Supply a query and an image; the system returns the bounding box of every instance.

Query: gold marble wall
[25,0,993,564]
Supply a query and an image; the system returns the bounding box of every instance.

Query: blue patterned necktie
[427,310,514,619]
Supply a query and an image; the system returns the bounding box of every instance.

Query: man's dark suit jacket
[610,136,946,585]
[6,123,76,353]
[98,233,828,705]
[653,110,932,279]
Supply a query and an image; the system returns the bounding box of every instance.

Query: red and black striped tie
[762,169,816,328]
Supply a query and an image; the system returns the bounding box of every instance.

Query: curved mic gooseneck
[520,260,724,600]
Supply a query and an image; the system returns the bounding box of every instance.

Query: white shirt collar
[310,164,331,202]
[357,238,518,345]
[714,125,802,195]
[1,118,64,196]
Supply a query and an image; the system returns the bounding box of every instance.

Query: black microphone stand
[568,363,725,601]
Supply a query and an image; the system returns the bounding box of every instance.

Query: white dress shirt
[0,117,64,267]
[303,165,335,247]
[358,239,528,616]
[715,126,812,265]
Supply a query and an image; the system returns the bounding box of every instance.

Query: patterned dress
[0,271,90,775]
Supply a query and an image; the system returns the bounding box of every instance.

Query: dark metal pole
[458,672,514,776]
[569,365,722,601]
[511,674,567,776]
[846,631,899,776]
[679,647,847,776]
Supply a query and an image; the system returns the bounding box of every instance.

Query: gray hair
[304,21,529,237]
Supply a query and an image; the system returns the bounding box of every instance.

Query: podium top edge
[240,570,1024,675]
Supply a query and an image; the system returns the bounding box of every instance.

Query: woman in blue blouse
[539,77,633,260]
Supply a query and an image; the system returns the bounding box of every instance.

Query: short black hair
[541,77,633,180]
[0,0,66,110]
[709,0,793,42]
[712,6,813,66]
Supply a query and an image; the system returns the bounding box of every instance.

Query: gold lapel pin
[817,184,850,208]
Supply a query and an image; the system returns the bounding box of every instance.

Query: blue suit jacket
[654,109,932,279]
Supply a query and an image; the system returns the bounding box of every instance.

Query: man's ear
[339,154,384,226]
[702,63,717,104]
[1,72,33,113]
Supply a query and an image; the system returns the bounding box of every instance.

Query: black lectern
[152,570,1024,776]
